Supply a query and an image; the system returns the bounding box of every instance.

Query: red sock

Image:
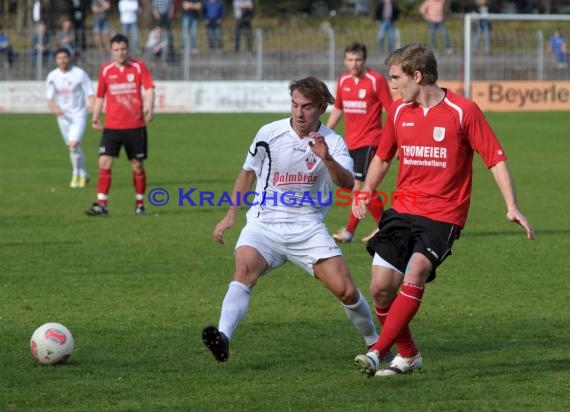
[346,210,360,234]
[372,282,424,359]
[375,304,418,358]
[97,168,111,207]
[367,198,384,223]
[133,171,146,206]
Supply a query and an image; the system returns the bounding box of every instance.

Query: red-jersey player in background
[353,44,534,377]
[327,42,393,243]
[86,33,155,216]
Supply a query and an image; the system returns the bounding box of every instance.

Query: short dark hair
[289,76,335,107]
[385,44,438,85]
[110,33,129,48]
[55,47,71,57]
[344,42,367,61]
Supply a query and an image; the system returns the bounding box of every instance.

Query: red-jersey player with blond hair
[353,44,534,378]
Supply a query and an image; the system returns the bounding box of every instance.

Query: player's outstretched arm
[213,169,256,244]
[353,155,391,220]
[490,160,535,240]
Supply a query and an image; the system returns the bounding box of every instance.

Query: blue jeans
[206,22,223,49]
[428,22,451,51]
[121,23,139,53]
[377,20,396,52]
[182,15,198,50]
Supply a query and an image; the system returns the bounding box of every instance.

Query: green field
[1,112,569,411]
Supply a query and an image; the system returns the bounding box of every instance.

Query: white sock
[218,280,252,341]
[69,147,80,176]
[343,289,379,347]
[76,146,87,177]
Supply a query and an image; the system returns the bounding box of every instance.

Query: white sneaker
[375,352,423,377]
[354,351,380,377]
[333,227,353,243]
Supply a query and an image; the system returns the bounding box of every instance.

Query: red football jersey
[334,68,393,150]
[377,89,507,227]
[97,59,154,129]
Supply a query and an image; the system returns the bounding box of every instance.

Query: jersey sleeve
[377,74,394,119]
[139,61,155,90]
[96,67,107,98]
[463,102,507,168]
[81,70,94,97]
[329,134,354,175]
[333,77,343,110]
[376,105,398,160]
[242,128,268,174]
[45,73,55,100]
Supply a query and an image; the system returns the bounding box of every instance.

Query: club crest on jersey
[358,89,367,99]
[433,127,446,142]
[305,153,317,169]
[127,73,135,82]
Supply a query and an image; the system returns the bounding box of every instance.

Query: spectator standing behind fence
[32,21,53,65]
[92,0,111,52]
[152,0,175,60]
[233,0,253,52]
[56,20,77,60]
[145,24,169,62]
[119,0,141,54]
[182,0,202,54]
[203,0,224,51]
[376,0,399,54]
[70,0,87,51]
[549,29,568,69]
[0,25,14,67]
[473,0,491,54]
[419,0,453,55]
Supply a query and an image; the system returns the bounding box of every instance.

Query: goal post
[463,13,570,98]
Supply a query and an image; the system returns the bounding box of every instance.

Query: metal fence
[2,20,569,82]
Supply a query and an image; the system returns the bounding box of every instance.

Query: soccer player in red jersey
[86,33,155,216]
[327,42,393,243]
[352,44,535,377]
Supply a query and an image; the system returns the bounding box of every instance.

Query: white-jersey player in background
[202,76,378,364]
[46,47,94,188]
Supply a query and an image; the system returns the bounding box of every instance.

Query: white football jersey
[46,66,94,117]
[243,118,353,224]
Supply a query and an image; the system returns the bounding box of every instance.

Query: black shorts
[349,146,376,181]
[99,127,148,160]
[366,208,461,283]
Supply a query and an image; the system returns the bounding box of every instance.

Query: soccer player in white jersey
[46,48,94,188]
[202,76,379,363]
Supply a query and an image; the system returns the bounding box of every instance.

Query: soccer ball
[30,323,74,365]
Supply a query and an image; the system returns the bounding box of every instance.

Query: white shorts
[57,114,87,144]
[235,220,342,276]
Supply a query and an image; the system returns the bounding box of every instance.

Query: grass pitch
[1,112,569,411]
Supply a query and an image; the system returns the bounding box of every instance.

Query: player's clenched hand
[213,214,235,244]
[352,188,371,220]
[144,110,154,124]
[92,118,103,131]
[507,208,535,240]
[308,132,329,160]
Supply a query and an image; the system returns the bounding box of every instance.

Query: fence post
[464,14,473,98]
[182,30,190,81]
[256,28,263,80]
[322,23,335,81]
[537,30,544,81]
